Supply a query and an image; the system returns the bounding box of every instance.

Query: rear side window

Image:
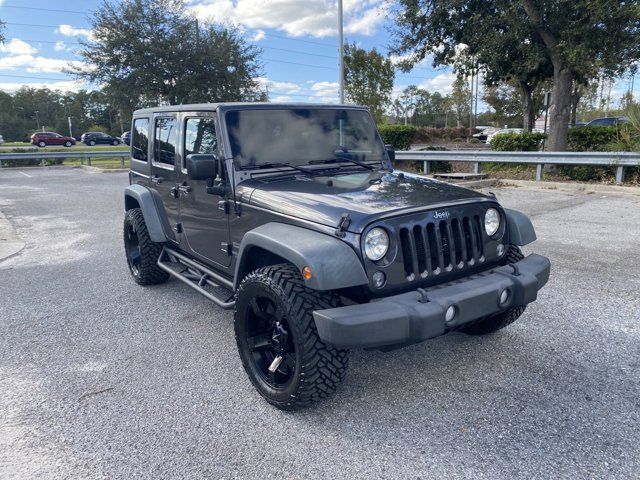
[154,117,177,166]
[132,118,149,161]
[184,117,218,161]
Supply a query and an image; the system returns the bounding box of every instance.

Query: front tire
[234,264,349,410]
[123,208,169,286]
[112,139,120,145]
[459,245,527,335]
[64,140,72,147]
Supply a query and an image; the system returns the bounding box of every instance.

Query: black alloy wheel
[244,293,297,388]
[235,264,349,410]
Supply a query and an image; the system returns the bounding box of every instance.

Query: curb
[0,209,25,263]
[501,179,640,196]
[80,165,129,173]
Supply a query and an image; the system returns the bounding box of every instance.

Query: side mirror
[186,154,217,180]
[385,144,395,162]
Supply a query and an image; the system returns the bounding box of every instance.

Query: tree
[392,1,553,133]
[72,0,264,107]
[0,18,5,44]
[392,1,640,149]
[518,0,640,150]
[343,42,395,122]
[448,74,471,127]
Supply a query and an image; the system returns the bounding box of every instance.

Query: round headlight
[485,208,501,236]
[364,227,389,261]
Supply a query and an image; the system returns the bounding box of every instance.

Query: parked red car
[31,132,76,148]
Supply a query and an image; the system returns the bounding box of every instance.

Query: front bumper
[313,254,551,349]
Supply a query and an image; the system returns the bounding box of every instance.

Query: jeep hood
[242,171,489,233]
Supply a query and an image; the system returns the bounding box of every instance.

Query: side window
[154,117,177,166]
[132,118,149,162]
[184,117,218,161]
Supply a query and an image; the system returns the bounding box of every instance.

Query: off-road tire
[459,245,526,335]
[123,208,169,286]
[234,263,349,410]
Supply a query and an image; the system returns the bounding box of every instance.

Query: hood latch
[335,213,351,238]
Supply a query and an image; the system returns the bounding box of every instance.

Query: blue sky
[0,0,637,108]
[0,0,456,102]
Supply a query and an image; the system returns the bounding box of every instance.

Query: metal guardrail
[0,150,128,168]
[395,150,640,184]
[2,148,638,184]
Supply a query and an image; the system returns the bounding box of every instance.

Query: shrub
[377,124,417,150]
[490,132,546,152]
[567,126,619,152]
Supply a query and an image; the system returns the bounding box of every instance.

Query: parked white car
[486,128,524,144]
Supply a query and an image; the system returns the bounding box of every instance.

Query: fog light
[445,305,456,323]
[499,289,510,305]
[372,271,386,288]
[497,243,505,256]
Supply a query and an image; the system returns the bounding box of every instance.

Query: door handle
[151,175,163,184]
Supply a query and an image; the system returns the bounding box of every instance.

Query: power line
[1,20,339,48]
[0,4,86,15]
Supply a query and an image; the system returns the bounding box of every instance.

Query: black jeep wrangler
[123,103,550,410]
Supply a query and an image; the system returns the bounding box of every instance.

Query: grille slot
[399,214,485,280]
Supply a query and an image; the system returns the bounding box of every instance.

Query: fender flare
[504,208,537,246]
[124,184,174,243]
[234,223,369,291]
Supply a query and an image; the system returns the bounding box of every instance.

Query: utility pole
[68,116,73,137]
[195,19,200,50]
[474,68,479,128]
[34,110,40,131]
[338,0,344,104]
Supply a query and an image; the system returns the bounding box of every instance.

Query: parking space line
[18,171,32,178]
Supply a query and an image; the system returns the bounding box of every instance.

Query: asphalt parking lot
[1,167,639,479]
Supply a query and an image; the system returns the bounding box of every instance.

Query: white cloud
[257,76,301,94]
[418,73,457,95]
[53,41,68,52]
[189,0,386,38]
[310,80,338,101]
[56,24,94,40]
[0,80,90,93]
[250,29,266,42]
[0,39,38,56]
[0,54,82,74]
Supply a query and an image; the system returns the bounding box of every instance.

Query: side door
[179,114,231,268]
[149,114,182,243]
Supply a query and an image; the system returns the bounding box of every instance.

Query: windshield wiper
[242,162,314,175]
[308,157,374,170]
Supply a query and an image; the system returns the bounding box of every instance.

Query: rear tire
[38,141,46,148]
[234,263,349,410]
[459,245,527,335]
[89,140,96,146]
[123,208,169,286]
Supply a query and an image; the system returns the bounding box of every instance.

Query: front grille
[399,215,485,280]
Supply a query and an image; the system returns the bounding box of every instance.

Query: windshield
[225,108,385,169]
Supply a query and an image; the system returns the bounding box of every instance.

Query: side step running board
[157,247,235,310]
